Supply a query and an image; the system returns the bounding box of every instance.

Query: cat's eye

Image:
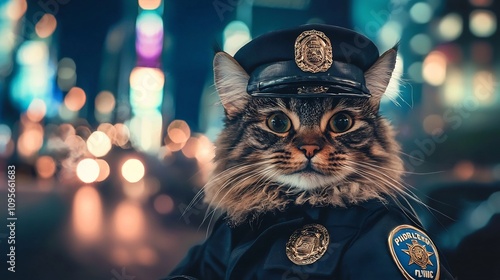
[329,112,353,133]
[266,112,291,133]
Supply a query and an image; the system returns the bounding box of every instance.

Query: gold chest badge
[294,30,333,73]
[286,223,329,265]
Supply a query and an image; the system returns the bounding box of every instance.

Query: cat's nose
[299,145,321,159]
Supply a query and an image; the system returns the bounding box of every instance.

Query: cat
[203,47,403,226]
[166,25,453,280]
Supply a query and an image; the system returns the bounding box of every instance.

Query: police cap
[233,24,380,98]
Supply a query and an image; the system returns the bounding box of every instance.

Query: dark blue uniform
[166,198,454,279]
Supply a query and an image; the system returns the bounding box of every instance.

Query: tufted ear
[364,45,399,105]
[213,52,250,118]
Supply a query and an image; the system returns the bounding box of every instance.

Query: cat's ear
[213,52,250,118]
[364,45,399,105]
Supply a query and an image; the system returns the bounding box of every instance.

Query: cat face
[204,50,403,224]
[220,96,390,190]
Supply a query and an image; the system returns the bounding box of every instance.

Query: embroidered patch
[286,223,329,265]
[388,225,440,280]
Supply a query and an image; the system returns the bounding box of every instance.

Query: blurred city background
[0,0,499,279]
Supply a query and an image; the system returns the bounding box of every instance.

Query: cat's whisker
[201,165,261,218]
[345,161,451,221]
[204,168,278,235]
[182,162,259,217]
[348,166,425,226]
[201,161,276,222]
[346,161,417,198]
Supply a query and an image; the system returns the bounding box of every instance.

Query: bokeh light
[139,0,162,10]
[195,135,215,163]
[26,98,47,122]
[378,21,402,49]
[454,161,475,180]
[410,2,433,24]
[167,120,190,144]
[95,159,111,182]
[129,67,164,110]
[76,158,100,183]
[153,194,174,214]
[36,156,57,179]
[443,68,465,105]
[121,158,145,183]
[16,40,48,65]
[95,91,116,114]
[64,87,86,111]
[6,0,27,21]
[87,131,112,157]
[469,10,497,37]
[72,186,103,243]
[423,50,447,86]
[437,13,463,41]
[409,34,432,55]
[35,13,57,38]
[112,201,145,242]
[423,114,445,135]
[181,137,199,158]
[473,70,495,103]
[129,67,165,91]
[135,11,163,60]
[17,126,44,158]
[223,21,251,56]
[128,112,163,153]
[58,57,77,91]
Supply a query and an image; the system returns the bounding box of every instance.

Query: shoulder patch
[388,225,440,280]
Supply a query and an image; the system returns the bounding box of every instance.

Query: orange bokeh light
[95,159,110,182]
[17,128,44,158]
[167,120,190,144]
[181,137,199,158]
[139,0,161,10]
[64,87,86,111]
[112,201,145,242]
[6,0,27,20]
[72,186,103,243]
[36,156,57,179]
[35,13,57,38]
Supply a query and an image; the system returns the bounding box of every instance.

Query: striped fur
[204,51,403,225]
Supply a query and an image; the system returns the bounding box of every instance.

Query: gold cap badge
[294,30,333,73]
[286,223,329,265]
